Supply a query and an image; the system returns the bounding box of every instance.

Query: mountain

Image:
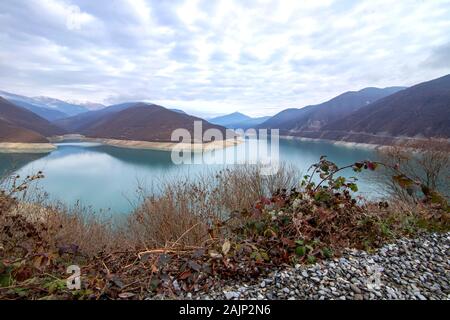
[209,112,271,129]
[32,96,88,116]
[0,91,69,121]
[65,100,106,111]
[258,87,406,133]
[170,108,187,114]
[54,102,144,132]
[0,97,65,142]
[81,103,229,142]
[209,112,251,126]
[231,116,271,129]
[321,74,450,140]
[256,108,310,130]
[0,91,89,118]
[4,99,68,121]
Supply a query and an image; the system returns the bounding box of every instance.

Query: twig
[170,222,202,249]
[137,248,193,259]
[101,260,110,275]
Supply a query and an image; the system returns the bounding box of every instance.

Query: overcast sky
[0,0,449,117]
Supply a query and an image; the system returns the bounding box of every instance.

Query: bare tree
[376,138,450,202]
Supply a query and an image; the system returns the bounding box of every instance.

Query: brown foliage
[376,138,450,201]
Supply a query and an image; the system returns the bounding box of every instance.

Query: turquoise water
[0,139,380,215]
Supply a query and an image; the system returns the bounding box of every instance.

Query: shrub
[126,163,299,249]
[376,138,450,202]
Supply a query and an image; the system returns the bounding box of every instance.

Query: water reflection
[0,153,47,177]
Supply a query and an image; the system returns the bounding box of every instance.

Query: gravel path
[194,232,450,300]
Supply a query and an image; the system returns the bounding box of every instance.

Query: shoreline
[49,134,243,152]
[0,142,56,154]
[280,135,383,150]
[280,133,450,150]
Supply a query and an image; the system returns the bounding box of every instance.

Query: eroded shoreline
[281,135,383,150]
[49,134,242,152]
[0,142,57,154]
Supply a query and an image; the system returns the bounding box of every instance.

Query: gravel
[193,232,450,300]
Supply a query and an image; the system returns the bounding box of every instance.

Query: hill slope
[0,97,65,138]
[54,102,143,132]
[82,103,230,142]
[258,87,406,133]
[0,118,48,143]
[323,75,450,139]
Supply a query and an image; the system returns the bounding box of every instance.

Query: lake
[0,139,381,215]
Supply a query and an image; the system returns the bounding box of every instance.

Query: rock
[416,293,427,300]
[172,280,180,292]
[354,294,364,300]
[224,291,240,300]
[180,233,450,301]
[350,284,362,294]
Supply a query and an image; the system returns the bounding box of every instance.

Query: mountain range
[322,75,450,139]
[1,74,449,147]
[257,86,406,132]
[0,97,229,144]
[0,91,88,120]
[261,74,449,144]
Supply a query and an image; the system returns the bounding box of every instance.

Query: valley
[2,74,448,154]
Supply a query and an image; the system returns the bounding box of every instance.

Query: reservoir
[0,138,381,215]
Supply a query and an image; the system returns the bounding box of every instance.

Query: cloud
[423,42,450,69]
[0,0,449,117]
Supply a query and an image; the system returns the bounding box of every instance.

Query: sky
[0,0,449,117]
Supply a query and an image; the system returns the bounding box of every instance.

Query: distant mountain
[0,90,89,119]
[82,103,229,142]
[5,99,68,121]
[0,97,65,142]
[0,91,69,121]
[32,96,88,116]
[210,112,251,126]
[321,74,450,141]
[231,116,271,129]
[65,100,106,111]
[258,87,406,133]
[209,112,270,129]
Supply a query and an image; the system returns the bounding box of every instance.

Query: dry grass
[125,163,300,249]
[1,163,300,256]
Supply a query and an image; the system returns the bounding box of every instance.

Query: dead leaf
[118,292,135,299]
[222,240,231,255]
[209,250,223,259]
